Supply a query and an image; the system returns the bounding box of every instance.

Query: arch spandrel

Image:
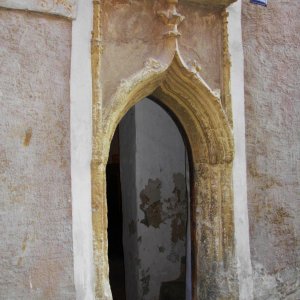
[103,51,234,165]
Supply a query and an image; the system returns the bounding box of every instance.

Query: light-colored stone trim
[70,0,94,299]
[228,1,254,299]
[91,33,237,298]
[0,0,77,19]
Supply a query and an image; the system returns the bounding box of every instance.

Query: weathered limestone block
[0,0,77,19]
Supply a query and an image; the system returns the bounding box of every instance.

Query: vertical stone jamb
[193,162,237,299]
[193,162,213,300]
[92,1,112,299]
[228,1,254,299]
[71,0,94,298]
[221,10,233,126]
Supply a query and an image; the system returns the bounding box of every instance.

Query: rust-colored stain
[23,128,32,146]
[271,207,291,225]
[22,235,29,252]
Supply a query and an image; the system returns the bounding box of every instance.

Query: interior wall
[242,1,300,298]
[0,9,75,299]
[120,98,189,300]
[119,106,139,300]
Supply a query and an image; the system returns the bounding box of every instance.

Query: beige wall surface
[242,1,300,298]
[0,9,75,299]
[0,0,77,19]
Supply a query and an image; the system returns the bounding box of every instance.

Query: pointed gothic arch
[92,50,237,299]
[104,52,233,164]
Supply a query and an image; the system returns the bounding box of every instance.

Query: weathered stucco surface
[101,0,223,108]
[0,9,75,299]
[242,1,300,298]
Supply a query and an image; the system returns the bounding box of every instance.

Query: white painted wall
[120,98,190,300]
[70,0,94,299]
[228,1,254,299]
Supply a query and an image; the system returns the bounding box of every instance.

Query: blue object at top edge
[250,0,267,6]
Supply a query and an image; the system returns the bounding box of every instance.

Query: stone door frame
[91,2,236,295]
[87,1,253,299]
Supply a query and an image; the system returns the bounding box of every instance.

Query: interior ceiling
[183,0,237,7]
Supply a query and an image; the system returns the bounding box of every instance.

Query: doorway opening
[107,127,126,299]
[106,97,192,300]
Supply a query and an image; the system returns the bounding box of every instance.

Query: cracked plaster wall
[120,98,189,300]
[242,1,300,298]
[0,9,75,299]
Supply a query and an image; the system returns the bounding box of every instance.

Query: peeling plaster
[139,174,187,234]
[140,179,163,228]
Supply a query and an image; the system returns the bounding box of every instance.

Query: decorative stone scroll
[157,0,185,37]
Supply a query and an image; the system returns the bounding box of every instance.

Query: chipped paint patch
[140,179,163,228]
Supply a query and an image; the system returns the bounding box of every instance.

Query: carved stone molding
[221,10,233,125]
[91,2,237,299]
[157,0,185,38]
[0,0,77,19]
